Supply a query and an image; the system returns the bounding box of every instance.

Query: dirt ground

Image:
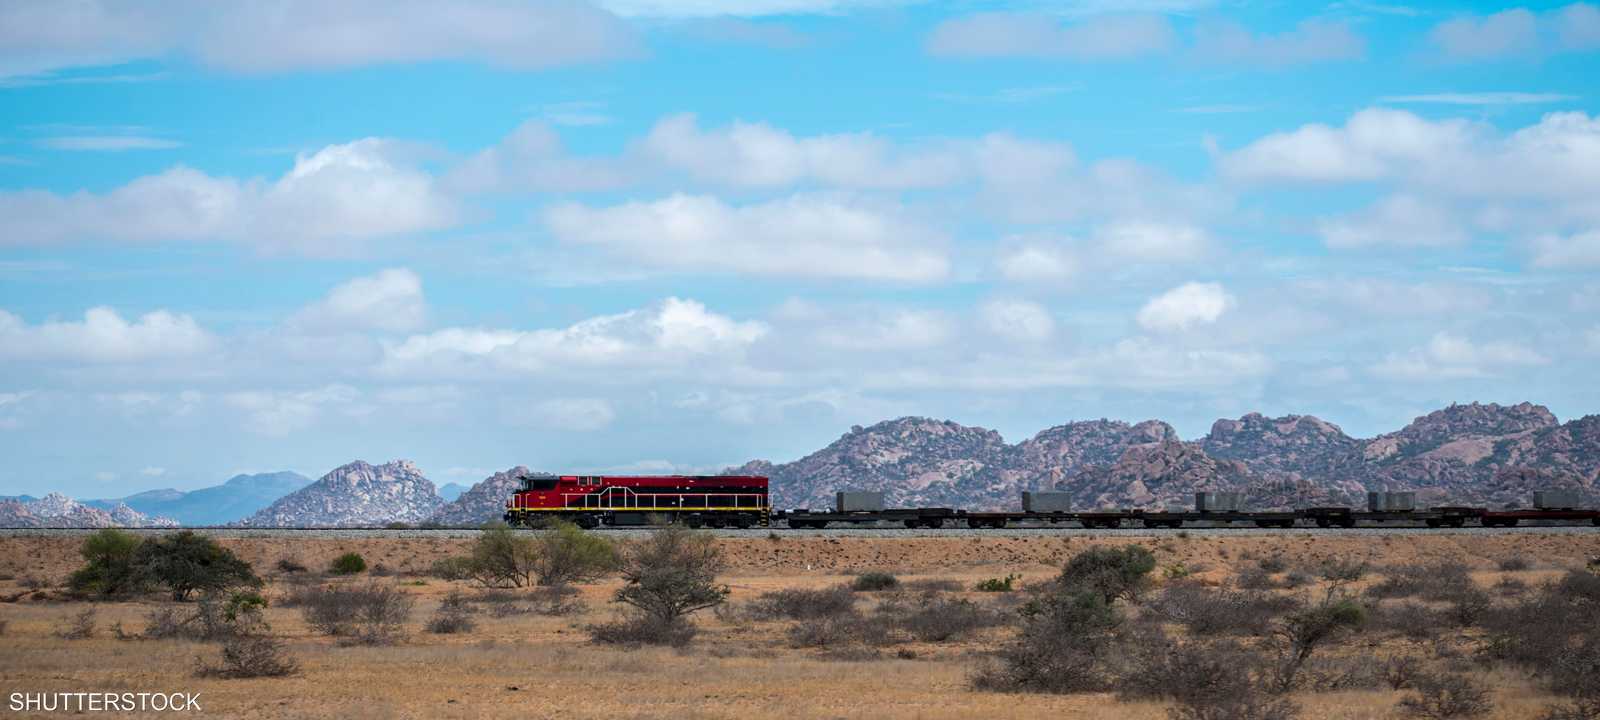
[2,532,1598,719]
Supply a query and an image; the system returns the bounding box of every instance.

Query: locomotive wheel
[1315,518,1331,528]
[732,516,754,529]
[1425,519,1441,528]
[684,515,704,529]
[904,519,920,529]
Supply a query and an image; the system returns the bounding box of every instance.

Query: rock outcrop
[429,466,535,527]
[238,460,443,527]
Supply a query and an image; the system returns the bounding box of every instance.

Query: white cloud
[1379,92,1577,106]
[597,0,897,18]
[544,193,949,282]
[1371,332,1549,380]
[223,384,366,436]
[291,268,427,334]
[1096,220,1211,262]
[37,135,181,151]
[0,0,640,79]
[636,113,966,189]
[994,239,1078,283]
[0,139,458,254]
[980,300,1055,342]
[1137,282,1235,332]
[445,121,628,193]
[524,398,616,431]
[1428,8,1538,60]
[1559,3,1600,49]
[1318,194,1468,249]
[140,466,166,477]
[1219,108,1476,184]
[1528,229,1600,268]
[1193,19,1364,65]
[813,309,952,351]
[1297,278,1492,316]
[926,13,1175,60]
[1219,109,1600,202]
[381,297,768,378]
[0,307,213,363]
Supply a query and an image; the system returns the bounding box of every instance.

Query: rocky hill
[238,460,443,527]
[87,471,310,526]
[429,466,534,527]
[731,402,1599,511]
[0,492,177,528]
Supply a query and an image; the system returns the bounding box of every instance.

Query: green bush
[1058,546,1156,603]
[68,529,145,597]
[851,572,899,592]
[134,531,260,601]
[467,523,539,588]
[530,519,620,586]
[976,573,1020,592]
[329,552,367,575]
[428,557,475,581]
[598,526,727,645]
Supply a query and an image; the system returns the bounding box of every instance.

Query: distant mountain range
[3,402,1596,527]
[729,402,1599,512]
[0,493,176,528]
[85,472,311,526]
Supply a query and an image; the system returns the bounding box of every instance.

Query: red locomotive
[504,474,769,529]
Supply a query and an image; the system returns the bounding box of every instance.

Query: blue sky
[2,0,1599,497]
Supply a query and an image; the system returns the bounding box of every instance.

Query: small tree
[329,552,367,575]
[973,589,1123,693]
[607,526,727,638]
[1268,597,1366,692]
[1058,545,1156,604]
[530,519,620,586]
[467,523,538,588]
[135,531,260,601]
[67,529,145,597]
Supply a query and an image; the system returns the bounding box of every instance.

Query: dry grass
[0,532,1596,718]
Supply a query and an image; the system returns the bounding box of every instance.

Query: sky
[2,0,1599,497]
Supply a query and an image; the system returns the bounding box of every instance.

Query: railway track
[4,525,1599,539]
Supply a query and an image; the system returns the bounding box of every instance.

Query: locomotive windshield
[521,475,558,491]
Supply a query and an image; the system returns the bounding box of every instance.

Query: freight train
[504,474,1600,530]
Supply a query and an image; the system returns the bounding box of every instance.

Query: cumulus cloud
[1193,19,1365,65]
[926,13,1175,60]
[523,398,616,431]
[1136,282,1235,332]
[290,269,427,334]
[1428,8,1539,60]
[637,113,966,189]
[0,307,213,363]
[1421,4,1600,60]
[380,297,767,378]
[0,139,458,254]
[1096,220,1211,262]
[1528,229,1600,268]
[812,309,952,351]
[445,121,629,193]
[1296,278,1492,316]
[544,193,949,282]
[1371,332,1549,379]
[1218,109,1600,201]
[994,238,1078,283]
[979,300,1055,342]
[1318,194,1469,249]
[223,384,366,436]
[0,0,640,79]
